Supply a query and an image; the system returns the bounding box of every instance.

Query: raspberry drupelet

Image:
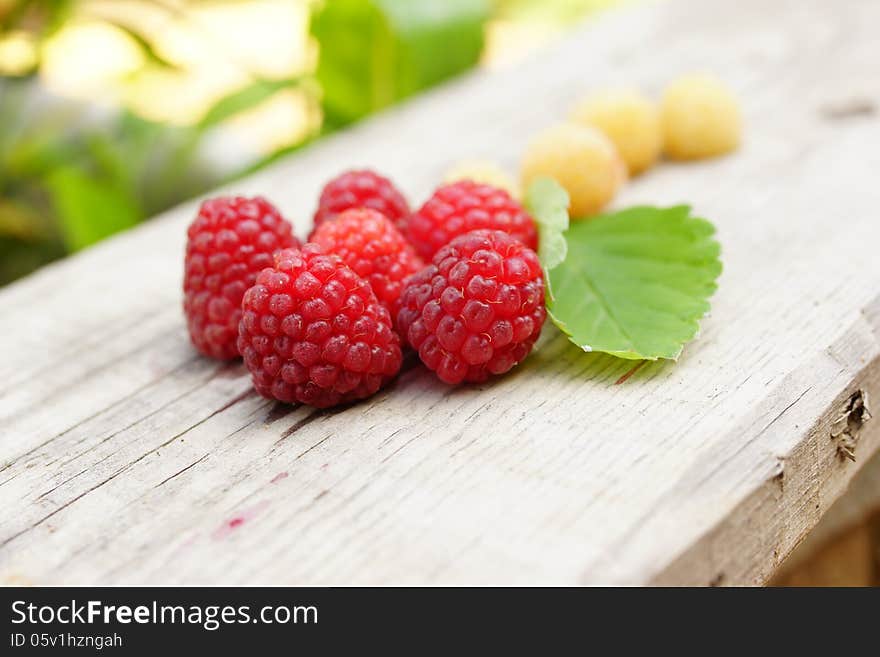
[405,180,538,261]
[312,169,410,234]
[397,229,546,385]
[237,245,403,408]
[309,208,423,317]
[184,196,299,360]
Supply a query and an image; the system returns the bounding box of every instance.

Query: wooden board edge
[648,295,880,586]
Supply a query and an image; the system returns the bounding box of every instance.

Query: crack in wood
[153,453,211,489]
[35,466,92,502]
[0,464,133,549]
[0,354,204,475]
[56,363,225,468]
[380,433,423,464]
[264,402,300,425]
[0,387,256,548]
[820,98,876,120]
[274,405,350,445]
[292,434,332,462]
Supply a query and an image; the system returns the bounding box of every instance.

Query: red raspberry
[237,245,403,408]
[309,208,424,317]
[397,230,546,385]
[184,196,299,360]
[312,169,410,233]
[405,180,538,260]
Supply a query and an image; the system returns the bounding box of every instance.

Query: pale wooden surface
[2,0,880,585]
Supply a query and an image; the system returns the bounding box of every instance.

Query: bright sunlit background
[0,0,620,285]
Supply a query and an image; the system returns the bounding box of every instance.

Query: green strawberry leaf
[546,205,722,360]
[525,176,570,274]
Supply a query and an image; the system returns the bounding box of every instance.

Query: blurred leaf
[85,111,220,217]
[0,198,46,239]
[86,132,134,192]
[313,0,488,127]
[0,0,74,37]
[4,132,79,179]
[0,235,64,286]
[232,133,321,181]
[107,21,181,71]
[198,78,302,130]
[492,0,619,24]
[45,168,141,251]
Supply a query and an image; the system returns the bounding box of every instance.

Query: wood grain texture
[773,449,880,582]
[2,0,880,585]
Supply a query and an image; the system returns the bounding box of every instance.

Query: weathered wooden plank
[1,0,879,584]
[772,448,880,583]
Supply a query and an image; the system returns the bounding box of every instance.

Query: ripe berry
[570,88,662,175]
[237,245,403,408]
[521,123,625,219]
[405,180,538,261]
[397,230,545,385]
[184,196,299,360]
[661,74,741,160]
[312,169,410,233]
[309,208,423,317]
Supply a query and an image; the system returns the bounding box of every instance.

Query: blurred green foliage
[0,78,222,282]
[0,0,611,286]
[313,0,488,128]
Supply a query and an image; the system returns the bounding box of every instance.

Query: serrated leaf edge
[547,205,722,361]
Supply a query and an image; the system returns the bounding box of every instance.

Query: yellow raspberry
[443,160,520,199]
[570,88,661,175]
[521,123,625,219]
[661,74,741,160]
